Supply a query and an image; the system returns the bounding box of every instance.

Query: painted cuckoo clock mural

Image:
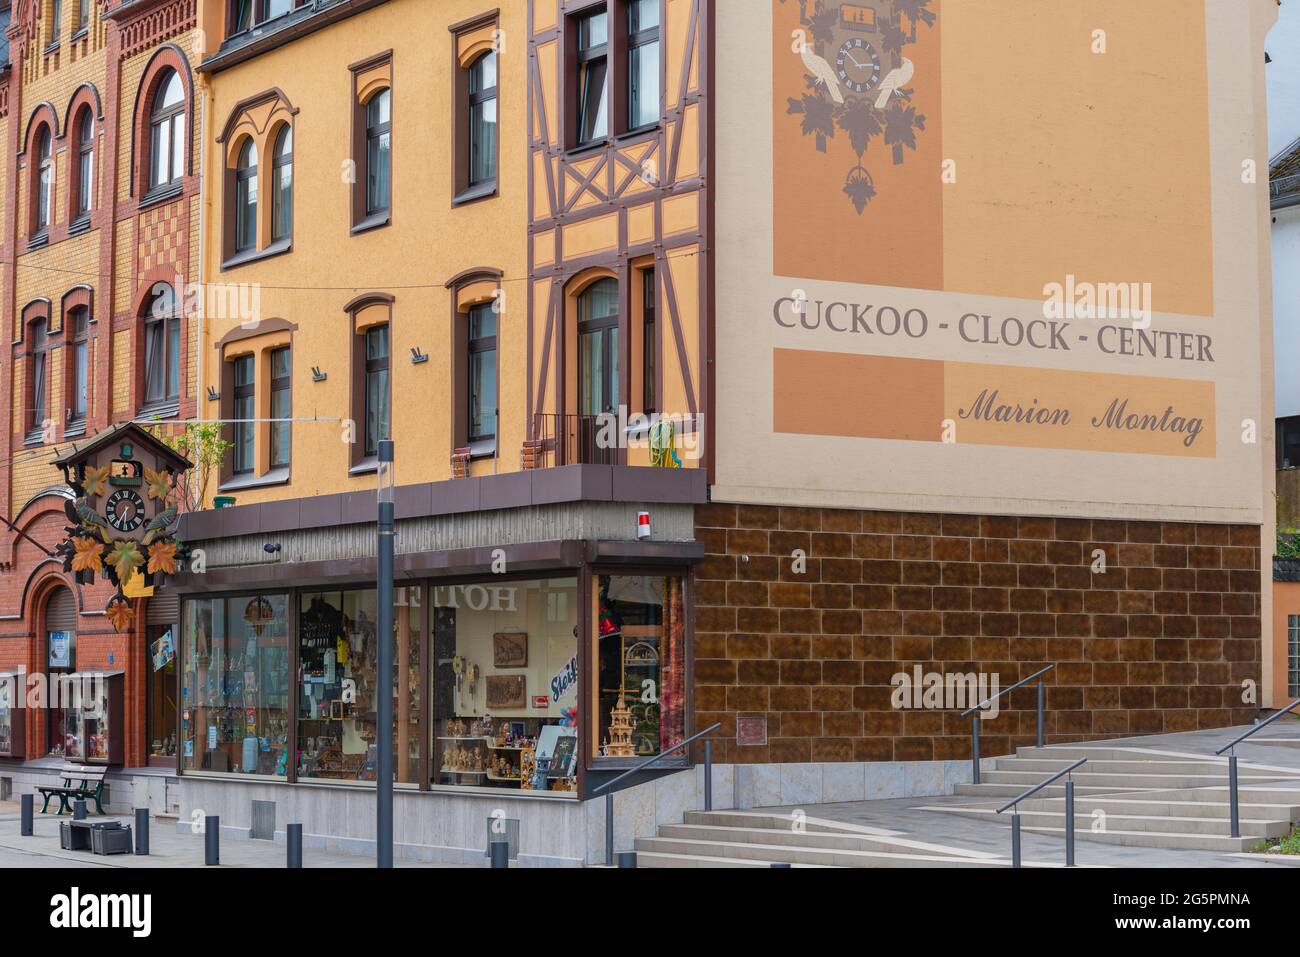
[781,0,935,213]
[52,424,193,634]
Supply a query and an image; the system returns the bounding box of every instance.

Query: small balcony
[526,414,619,469]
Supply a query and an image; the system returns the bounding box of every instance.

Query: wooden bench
[36,766,107,816]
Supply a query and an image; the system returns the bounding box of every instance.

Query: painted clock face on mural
[104,488,147,533]
[836,37,881,94]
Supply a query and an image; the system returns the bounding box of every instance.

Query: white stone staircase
[924,746,1300,853]
[631,810,1083,868]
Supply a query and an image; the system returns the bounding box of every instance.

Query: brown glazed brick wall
[693,504,1261,765]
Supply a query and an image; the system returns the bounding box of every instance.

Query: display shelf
[486,771,520,782]
[439,768,486,776]
[438,736,490,742]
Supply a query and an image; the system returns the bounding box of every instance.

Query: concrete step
[1016,795,1300,820]
[995,758,1233,775]
[978,769,1292,789]
[954,782,1135,799]
[636,851,830,868]
[936,805,1291,837]
[1019,824,1264,852]
[658,823,995,858]
[633,836,1067,868]
[681,810,902,836]
[1013,746,1156,760]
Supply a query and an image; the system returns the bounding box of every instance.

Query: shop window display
[297,587,421,783]
[181,594,291,775]
[432,578,578,793]
[593,575,686,760]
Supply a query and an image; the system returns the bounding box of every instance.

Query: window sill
[70,28,88,43]
[24,431,46,448]
[64,421,87,440]
[615,124,661,144]
[467,438,497,460]
[67,216,91,238]
[219,467,290,494]
[138,182,184,211]
[137,402,181,421]
[221,236,292,272]
[349,456,379,477]
[27,232,49,252]
[567,138,610,159]
[44,41,60,55]
[453,180,498,207]
[350,210,390,236]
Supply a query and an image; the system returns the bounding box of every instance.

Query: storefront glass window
[593,575,686,760]
[181,594,291,775]
[147,623,177,761]
[297,586,421,783]
[432,578,579,794]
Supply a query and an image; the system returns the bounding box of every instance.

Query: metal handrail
[996,758,1088,814]
[592,721,722,868]
[961,664,1056,717]
[1214,699,1300,755]
[591,722,722,795]
[963,664,1056,784]
[996,757,1087,869]
[1213,698,1300,839]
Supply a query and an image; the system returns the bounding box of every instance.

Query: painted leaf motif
[83,464,111,498]
[107,597,134,634]
[107,540,143,585]
[147,539,178,576]
[807,6,837,47]
[897,0,937,29]
[798,93,836,144]
[70,536,103,574]
[838,98,882,158]
[844,168,877,215]
[144,467,171,502]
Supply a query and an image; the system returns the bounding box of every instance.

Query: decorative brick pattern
[694,504,1262,765]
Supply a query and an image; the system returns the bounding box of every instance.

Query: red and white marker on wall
[637,511,651,539]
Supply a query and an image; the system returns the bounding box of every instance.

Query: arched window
[29,318,49,436]
[149,69,186,191]
[235,139,258,253]
[74,109,94,218]
[67,306,90,427]
[271,126,292,243]
[468,51,497,186]
[365,89,391,215]
[142,283,181,409]
[35,127,53,232]
[577,278,619,417]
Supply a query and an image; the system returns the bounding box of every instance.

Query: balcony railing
[528,414,619,468]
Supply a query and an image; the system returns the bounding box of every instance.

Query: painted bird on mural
[800,45,844,104]
[141,505,178,545]
[875,57,915,109]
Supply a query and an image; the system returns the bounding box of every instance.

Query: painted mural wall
[713,0,1276,523]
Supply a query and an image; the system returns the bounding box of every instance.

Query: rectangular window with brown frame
[269,346,291,469]
[453,13,500,204]
[28,320,49,442]
[232,355,255,475]
[626,0,660,131]
[349,52,393,233]
[363,325,390,457]
[467,303,497,445]
[66,308,89,433]
[574,7,609,147]
[641,267,656,413]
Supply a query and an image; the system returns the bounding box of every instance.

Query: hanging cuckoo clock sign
[51,424,193,634]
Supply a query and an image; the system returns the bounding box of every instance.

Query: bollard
[287,823,302,868]
[134,808,149,856]
[205,815,220,866]
[20,794,33,836]
[1036,680,1045,749]
[489,839,509,869]
[1228,754,1240,839]
[73,799,87,821]
[605,792,614,868]
[1010,812,1021,869]
[1064,779,1075,868]
[704,740,713,812]
[971,713,981,785]
[617,851,637,868]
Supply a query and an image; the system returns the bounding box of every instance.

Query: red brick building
[0,0,201,771]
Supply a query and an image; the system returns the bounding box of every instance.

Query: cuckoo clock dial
[105,488,146,533]
[836,37,882,94]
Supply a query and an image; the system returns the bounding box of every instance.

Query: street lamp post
[376,439,395,868]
